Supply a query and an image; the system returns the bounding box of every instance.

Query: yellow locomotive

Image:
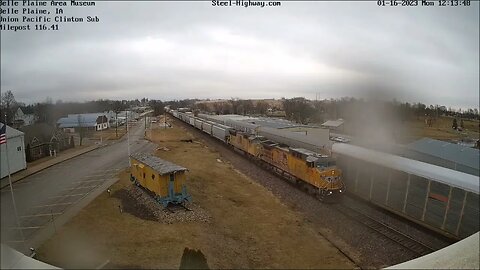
[229,130,344,200]
[130,153,191,207]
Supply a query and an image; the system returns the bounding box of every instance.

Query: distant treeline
[0,91,166,125]
[1,91,478,127]
[281,97,479,124]
[165,97,479,125]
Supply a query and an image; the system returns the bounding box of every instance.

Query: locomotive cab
[309,155,345,200]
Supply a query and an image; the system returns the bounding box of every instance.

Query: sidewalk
[0,144,99,189]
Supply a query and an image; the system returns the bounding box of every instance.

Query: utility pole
[126,110,130,166]
[100,115,103,144]
[115,112,118,138]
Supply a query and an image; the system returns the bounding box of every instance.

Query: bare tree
[77,115,85,146]
[229,98,241,114]
[112,101,125,138]
[255,101,269,115]
[1,90,18,124]
[240,99,254,116]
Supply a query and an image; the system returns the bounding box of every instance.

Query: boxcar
[130,153,191,207]
[212,123,232,142]
[194,119,203,130]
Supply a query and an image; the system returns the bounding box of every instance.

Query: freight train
[170,110,345,201]
[169,110,479,239]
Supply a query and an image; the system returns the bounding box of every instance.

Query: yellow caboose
[130,153,191,207]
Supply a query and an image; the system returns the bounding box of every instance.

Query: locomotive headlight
[339,189,342,193]
[329,191,332,195]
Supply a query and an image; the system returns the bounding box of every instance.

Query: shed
[1,124,27,178]
[321,119,344,131]
[130,153,191,206]
[402,138,480,176]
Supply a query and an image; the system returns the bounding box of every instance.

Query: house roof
[0,123,24,139]
[130,153,188,175]
[405,138,479,170]
[321,120,344,128]
[57,113,106,128]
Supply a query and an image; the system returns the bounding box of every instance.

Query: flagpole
[2,116,27,253]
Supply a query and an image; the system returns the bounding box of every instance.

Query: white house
[13,108,36,127]
[1,124,27,178]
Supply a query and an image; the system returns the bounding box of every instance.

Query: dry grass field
[90,126,129,141]
[342,115,479,144]
[36,120,355,269]
[399,116,479,143]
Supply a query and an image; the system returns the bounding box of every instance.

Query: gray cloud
[1,1,478,108]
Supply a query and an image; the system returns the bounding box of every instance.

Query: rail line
[334,203,435,256]
[170,113,443,259]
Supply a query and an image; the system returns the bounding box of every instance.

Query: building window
[17,146,21,151]
[152,174,155,180]
[143,173,146,178]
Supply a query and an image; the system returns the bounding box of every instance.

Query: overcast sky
[1,1,478,108]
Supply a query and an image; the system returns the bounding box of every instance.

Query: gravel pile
[174,117,452,269]
[122,185,211,224]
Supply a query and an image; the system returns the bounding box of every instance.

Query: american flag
[0,124,6,145]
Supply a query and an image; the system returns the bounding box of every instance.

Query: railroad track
[171,114,443,260]
[334,203,435,256]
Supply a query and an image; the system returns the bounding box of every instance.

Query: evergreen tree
[452,118,458,130]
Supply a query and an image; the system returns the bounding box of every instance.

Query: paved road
[1,120,156,253]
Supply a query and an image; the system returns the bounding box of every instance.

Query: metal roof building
[258,126,331,154]
[196,113,332,151]
[401,138,480,176]
[57,113,109,130]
